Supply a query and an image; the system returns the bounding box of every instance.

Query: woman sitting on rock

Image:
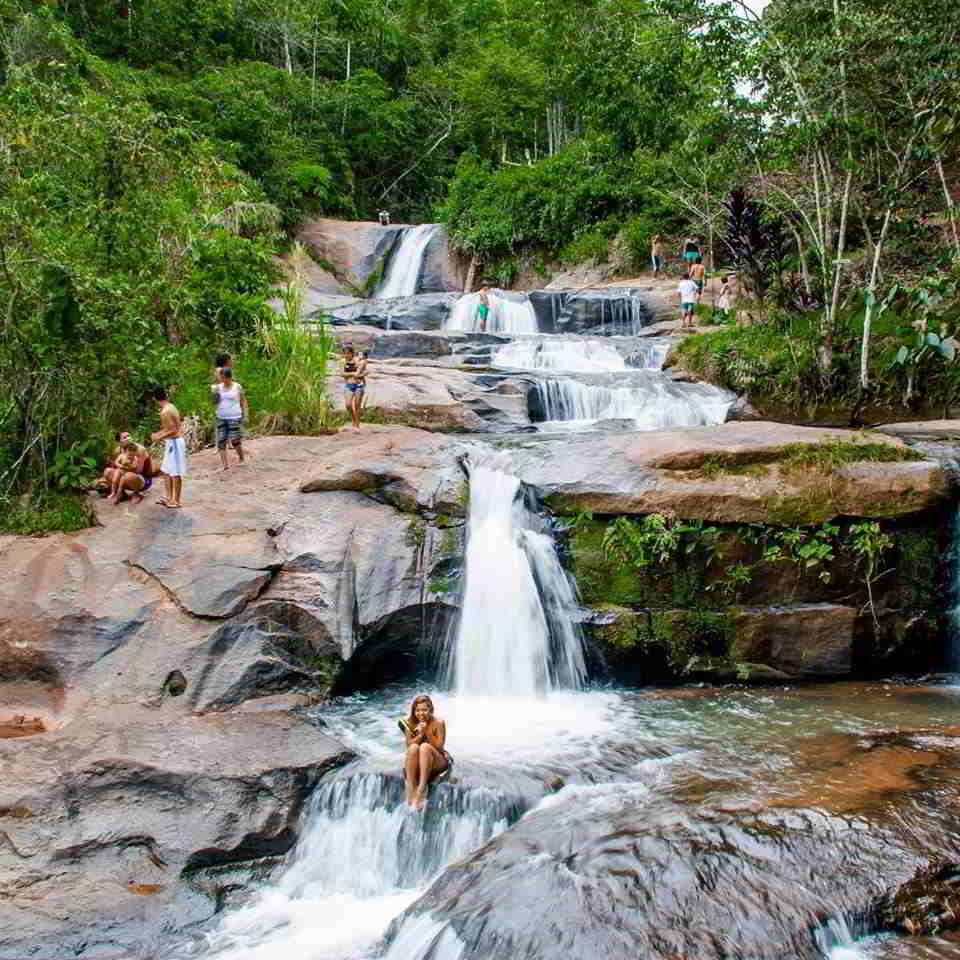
[399,694,450,811]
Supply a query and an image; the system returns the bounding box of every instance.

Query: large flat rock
[509,422,948,522]
[876,419,960,441]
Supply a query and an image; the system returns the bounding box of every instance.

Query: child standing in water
[475,287,491,332]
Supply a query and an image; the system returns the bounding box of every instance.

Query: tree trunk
[935,153,960,262]
[859,206,892,389]
[341,41,351,136]
[464,255,478,293]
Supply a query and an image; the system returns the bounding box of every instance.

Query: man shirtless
[151,387,185,508]
[689,257,706,299]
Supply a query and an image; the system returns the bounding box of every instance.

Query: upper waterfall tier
[377,223,445,298]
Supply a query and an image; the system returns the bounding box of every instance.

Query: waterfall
[493,337,627,372]
[446,290,538,334]
[492,336,672,372]
[446,462,586,696]
[194,772,514,960]
[378,224,442,298]
[531,374,733,430]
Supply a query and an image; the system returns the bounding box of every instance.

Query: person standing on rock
[475,287,491,332]
[690,257,706,299]
[678,274,699,329]
[212,367,248,470]
[683,236,701,268]
[651,234,665,277]
[152,387,185,508]
[342,345,366,429]
[378,210,391,226]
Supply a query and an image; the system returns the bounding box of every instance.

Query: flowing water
[446,461,586,695]
[446,290,538,334]
[529,372,734,430]
[495,333,734,431]
[179,458,960,960]
[378,224,443,298]
[177,233,960,960]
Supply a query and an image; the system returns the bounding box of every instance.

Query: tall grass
[252,304,334,434]
[168,250,336,438]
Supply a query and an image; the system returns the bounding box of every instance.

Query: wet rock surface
[0,709,353,957]
[392,728,960,960]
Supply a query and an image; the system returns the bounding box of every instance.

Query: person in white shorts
[151,387,186,508]
[677,274,700,329]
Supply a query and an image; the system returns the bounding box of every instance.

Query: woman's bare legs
[413,743,448,810]
[405,744,421,806]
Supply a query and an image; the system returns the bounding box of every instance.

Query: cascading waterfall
[446,290,538,334]
[492,336,672,373]
[531,374,734,430]
[192,771,515,960]
[378,224,442,298]
[445,462,586,696]
[493,336,628,372]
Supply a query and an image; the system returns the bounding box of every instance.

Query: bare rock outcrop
[509,422,947,523]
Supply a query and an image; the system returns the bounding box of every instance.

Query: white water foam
[446,290,538,334]
[378,224,442,298]
[532,374,734,431]
[493,336,628,372]
[190,773,509,960]
[445,461,586,696]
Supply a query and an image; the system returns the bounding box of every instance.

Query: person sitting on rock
[399,694,451,811]
[107,439,152,505]
[100,431,147,496]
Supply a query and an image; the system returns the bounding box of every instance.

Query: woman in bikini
[399,694,450,811]
[342,345,366,429]
[107,440,153,504]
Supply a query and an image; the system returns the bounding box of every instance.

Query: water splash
[192,772,511,960]
[378,225,443,299]
[445,461,586,696]
[446,291,538,334]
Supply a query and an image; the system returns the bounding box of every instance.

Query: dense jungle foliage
[0,0,958,522]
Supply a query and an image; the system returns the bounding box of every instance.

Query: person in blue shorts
[342,345,367,429]
[683,236,701,266]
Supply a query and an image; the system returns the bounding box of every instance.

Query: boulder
[296,217,404,289]
[508,422,948,523]
[875,419,960,442]
[330,361,534,432]
[0,708,352,958]
[330,327,453,360]
[312,292,460,331]
[727,603,855,677]
[387,730,960,960]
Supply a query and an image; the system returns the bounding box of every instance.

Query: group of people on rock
[652,234,733,328]
[100,355,249,510]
